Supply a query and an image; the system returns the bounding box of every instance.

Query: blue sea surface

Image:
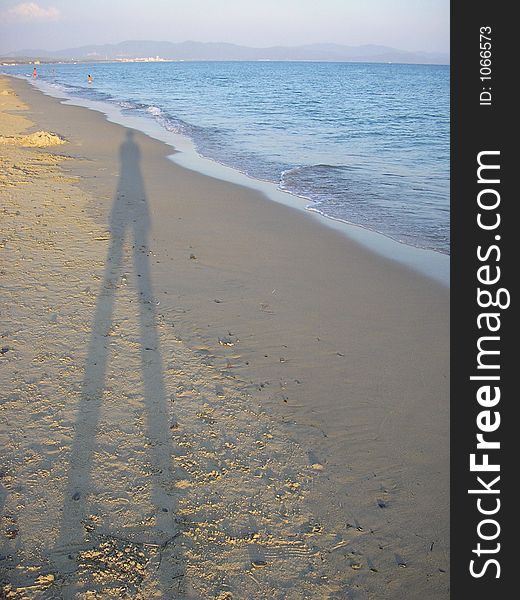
[4,61,449,253]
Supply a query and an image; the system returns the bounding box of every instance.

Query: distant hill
[3,40,449,65]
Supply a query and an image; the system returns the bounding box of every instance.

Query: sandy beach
[1,75,449,599]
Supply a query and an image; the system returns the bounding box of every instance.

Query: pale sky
[0,0,449,55]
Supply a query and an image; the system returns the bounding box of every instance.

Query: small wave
[282,163,346,176]
[115,99,186,135]
[145,105,163,116]
[148,109,187,135]
[279,162,449,253]
[280,164,355,197]
[46,82,69,92]
[44,79,114,103]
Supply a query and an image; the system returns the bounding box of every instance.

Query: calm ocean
[4,61,449,253]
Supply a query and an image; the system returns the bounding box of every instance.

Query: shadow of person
[53,130,183,596]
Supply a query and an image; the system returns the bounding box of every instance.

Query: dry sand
[0,75,449,599]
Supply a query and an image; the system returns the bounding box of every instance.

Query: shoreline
[1,75,449,598]
[9,73,449,285]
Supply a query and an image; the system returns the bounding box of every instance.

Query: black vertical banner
[451,2,513,598]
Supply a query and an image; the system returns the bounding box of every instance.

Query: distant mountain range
[3,40,449,65]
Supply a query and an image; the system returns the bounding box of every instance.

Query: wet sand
[0,75,449,599]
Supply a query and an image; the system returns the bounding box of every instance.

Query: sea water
[3,61,449,254]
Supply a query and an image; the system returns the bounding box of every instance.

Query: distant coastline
[1,39,450,66]
[1,58,449,66]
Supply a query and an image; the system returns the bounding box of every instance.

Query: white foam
[145,105,162,116]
